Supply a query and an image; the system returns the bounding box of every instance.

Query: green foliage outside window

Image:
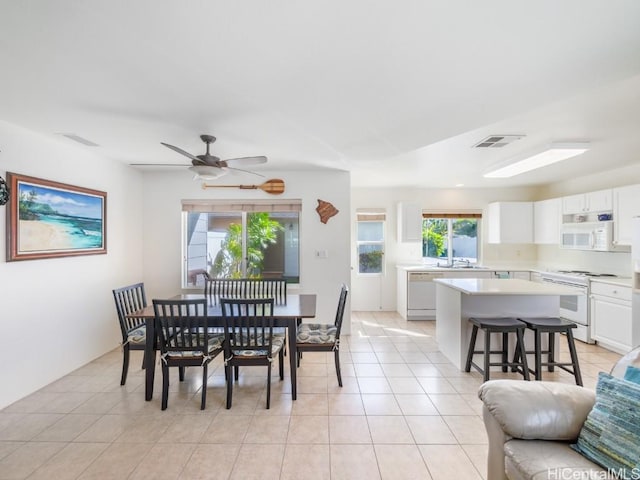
[359,250,383,273]
[212,212,284,278]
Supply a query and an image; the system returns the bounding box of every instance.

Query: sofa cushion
[572,372,640,476]
[505,440,605,480]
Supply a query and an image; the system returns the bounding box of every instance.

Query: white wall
[0,120,144,409]
[350,186,541,311]
[140,169,352,331]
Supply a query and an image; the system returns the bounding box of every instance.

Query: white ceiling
[1,1,640,188]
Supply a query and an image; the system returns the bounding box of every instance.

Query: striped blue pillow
[572,372,640,477]
[624,365,640,385]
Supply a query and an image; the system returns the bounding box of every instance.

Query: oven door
[542,278,591,342]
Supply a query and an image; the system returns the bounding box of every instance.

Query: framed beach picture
[5,172,107,261]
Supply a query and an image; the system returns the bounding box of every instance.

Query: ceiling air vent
[473,135,525,148]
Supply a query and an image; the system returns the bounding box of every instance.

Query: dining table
[129,293,317,402]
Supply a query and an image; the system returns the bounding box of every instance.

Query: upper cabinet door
[487,202,533,244]
[534,198,560,244]
[613,184,640,246]
[586,189,613,213]
[562,194,586,215]
[397,202,422,242]
[562,189,612,215]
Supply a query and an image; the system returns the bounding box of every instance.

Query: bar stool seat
[513,317,583,386]
[464,317,530,382]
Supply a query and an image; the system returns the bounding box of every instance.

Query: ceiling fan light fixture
[188,165,228,180]
[483,142,590,178]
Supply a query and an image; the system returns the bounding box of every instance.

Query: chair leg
[234,366,239,381]
[464,325,479,372]
[483,329,491,382]
[548,332,555,372]
[278,349,284,380]
[516,328,530,381]
[121,344,130,386]
[534,330,542,381]
[179,366,185,381]
[266,363,272,409]
[200,364,208,410]
[334,349,343,387]
[566,329,583,386]
[501,332,508,372]
[297,350,302,368]
[225,364,233,409]
[141,351,146,370]
[161,363,170,410]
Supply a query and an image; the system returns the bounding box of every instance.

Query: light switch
[315,250,328,259]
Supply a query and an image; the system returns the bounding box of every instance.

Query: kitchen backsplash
[536,245,632,277]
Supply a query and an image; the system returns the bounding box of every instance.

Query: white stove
[539,270,618,344]
[541,270,618,286]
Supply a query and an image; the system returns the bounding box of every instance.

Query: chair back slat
[221,298,275,356]
[205,278,287,304]
[153,299,209,355]
[113,283,147,338]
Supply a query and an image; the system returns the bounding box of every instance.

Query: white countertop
[433,278,584,295]
[589,276,632,287]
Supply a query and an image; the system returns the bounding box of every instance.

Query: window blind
[356,208,386,221]
[182,199,302,213]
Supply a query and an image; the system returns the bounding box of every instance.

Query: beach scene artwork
[14,177,105,256]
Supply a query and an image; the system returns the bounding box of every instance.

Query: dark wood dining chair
[112,283,147,386]
[204,278,287,303]
[296,284,349,387]
[221,298,284,409]
[153,298,224,410]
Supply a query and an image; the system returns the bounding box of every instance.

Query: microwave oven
[560,221,617,251]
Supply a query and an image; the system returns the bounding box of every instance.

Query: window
[182,199,301,287]
[422,213,481,265]
[356,210,385,274]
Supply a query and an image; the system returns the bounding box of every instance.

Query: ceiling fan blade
[160,142,202,163]
[130,163,190,167]
[223,156,268,167]
[226,166,265,177]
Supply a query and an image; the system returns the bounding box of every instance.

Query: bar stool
[513,317,583,386]
[464,317,530,382]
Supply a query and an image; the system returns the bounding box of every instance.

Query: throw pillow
[624,365,640,385]
[572,372,640,477]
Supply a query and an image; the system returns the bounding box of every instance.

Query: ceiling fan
[134,134,267,180]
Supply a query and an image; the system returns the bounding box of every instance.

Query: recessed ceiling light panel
[484,142,590,178]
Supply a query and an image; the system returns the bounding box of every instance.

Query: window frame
[421,212,482,266]
[356,212,386,276]
[181,199,301,288]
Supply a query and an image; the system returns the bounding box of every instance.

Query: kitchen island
[434,278,583,370]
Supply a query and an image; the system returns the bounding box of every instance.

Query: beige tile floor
[0,311,622,480]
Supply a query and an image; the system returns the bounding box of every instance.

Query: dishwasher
[407,271,444,319]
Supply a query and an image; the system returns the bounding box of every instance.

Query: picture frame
[6,172,107,261]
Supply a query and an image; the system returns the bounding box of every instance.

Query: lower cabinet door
[591,295,632,353]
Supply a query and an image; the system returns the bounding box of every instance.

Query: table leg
[289,319,298,400]
[144,318,156,401]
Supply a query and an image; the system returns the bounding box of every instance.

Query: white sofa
[478,347,640,480]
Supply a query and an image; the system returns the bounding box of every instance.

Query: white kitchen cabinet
[533,198,560,244]
[562,189,612,215]
[590,281,632,354]
[397,202,422,242]
[487,202,533,244]
[613,184,640,246]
